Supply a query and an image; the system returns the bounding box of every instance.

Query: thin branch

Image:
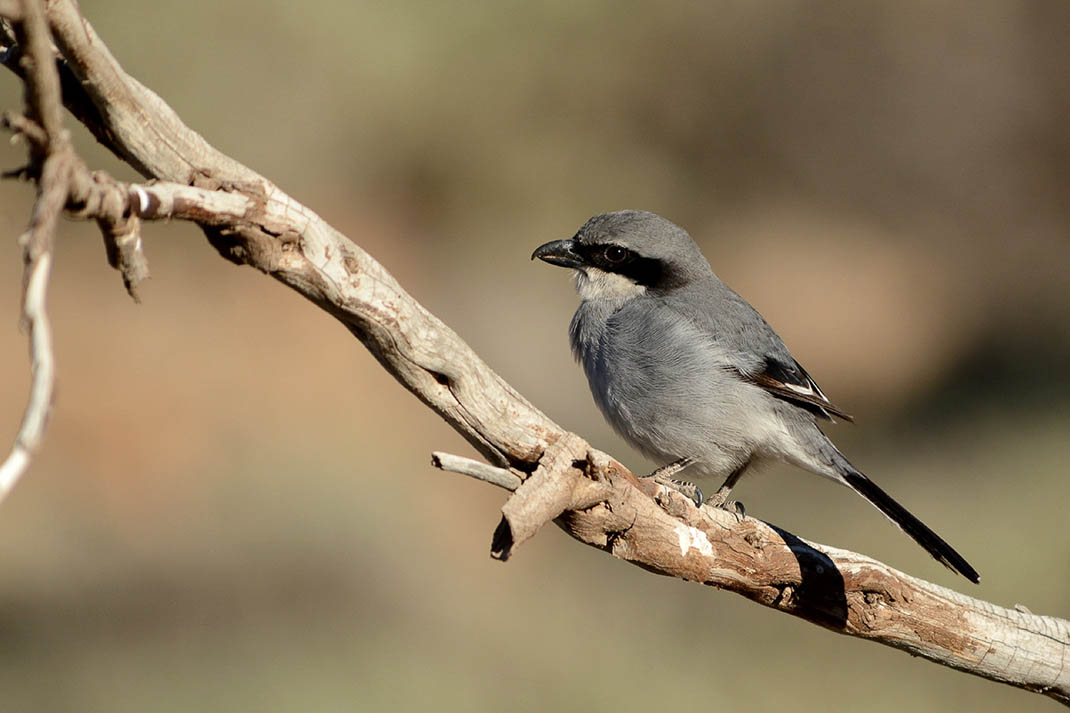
[431,452,522,491]
[0,0,72,502]
[4,110,250,297]
[0,0,1065,704]
[0,246,52,497]
[66,173,255,297]
[1,110,43,144]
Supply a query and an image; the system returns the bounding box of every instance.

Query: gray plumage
[533,210,978,583]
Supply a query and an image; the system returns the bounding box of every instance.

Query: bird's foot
[655,475,704,508]
[721,500,746,521]
[642,458,702,507]
[705,489,746,521]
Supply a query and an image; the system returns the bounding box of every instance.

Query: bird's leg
[649,456,694,480]
[642,457,703,507]
[706,462,748,515]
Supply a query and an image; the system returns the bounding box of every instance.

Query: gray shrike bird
[532,210,978,583]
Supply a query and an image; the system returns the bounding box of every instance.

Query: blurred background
[0,1,1067,711]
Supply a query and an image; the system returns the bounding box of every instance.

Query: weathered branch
[0,0,68,499]
[1,0,1067,704]
[431,451,522,491]
[4,109,153,297]
[0,240,53,497]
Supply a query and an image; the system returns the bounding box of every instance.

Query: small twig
[0,0,67,503]
[5,106,250,299]
[68,175,254,298]
[0,247,53,498]
[5,103,254,297]
[0,148,67,503]
[431,451,521,491]
[17,0,63,144]
[434,440,614,562]
[97,211,148,300]
[1,109,45,145]
[66,168,150,299]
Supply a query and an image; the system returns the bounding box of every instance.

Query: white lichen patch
[675,523,714,558]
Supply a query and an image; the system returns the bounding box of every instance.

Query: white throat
[574,267,646,301]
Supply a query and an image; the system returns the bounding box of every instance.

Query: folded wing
[739,356,854,422]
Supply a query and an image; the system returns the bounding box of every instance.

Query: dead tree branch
[0,0,1067,704]
[0,0,67,499]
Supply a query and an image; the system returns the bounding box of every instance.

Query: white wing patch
[780,379,824,399]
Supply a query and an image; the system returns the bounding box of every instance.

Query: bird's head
[531,210,710,300]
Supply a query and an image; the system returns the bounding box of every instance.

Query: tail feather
[842,470,980,584]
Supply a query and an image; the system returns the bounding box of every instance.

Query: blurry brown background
[0,2,1067,711]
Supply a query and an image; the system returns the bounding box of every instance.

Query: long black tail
[842,470,980,583]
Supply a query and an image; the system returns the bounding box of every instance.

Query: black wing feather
[740,357,854,422]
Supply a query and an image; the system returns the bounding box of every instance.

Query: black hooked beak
[531,239,584,269]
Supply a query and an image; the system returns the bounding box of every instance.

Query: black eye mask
[573,241,683,290]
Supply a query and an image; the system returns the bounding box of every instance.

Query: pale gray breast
[569,297,752,466]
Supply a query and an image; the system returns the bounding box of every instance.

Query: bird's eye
[603,245,629,263]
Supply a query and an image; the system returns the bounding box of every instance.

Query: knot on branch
[68,169,150,299]
[3,111,150,299]
[491,433,612,561]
